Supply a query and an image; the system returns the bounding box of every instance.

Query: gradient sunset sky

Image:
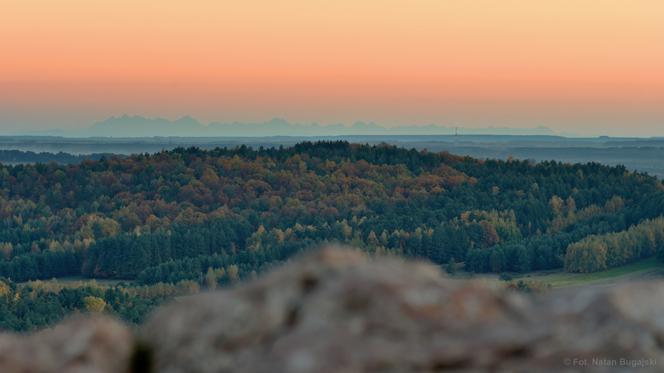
[1,1,663,136]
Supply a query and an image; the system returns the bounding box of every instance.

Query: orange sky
[1,0,663,135]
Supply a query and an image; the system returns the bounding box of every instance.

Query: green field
[454,257,664,289]
[513,257,664,288]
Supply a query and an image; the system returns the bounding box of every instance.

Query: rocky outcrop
[0,316,132,373]
[1,247,663,372]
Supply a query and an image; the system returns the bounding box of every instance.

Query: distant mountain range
[18,115,559,138]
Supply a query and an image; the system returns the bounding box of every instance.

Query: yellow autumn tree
[83,296,107,313]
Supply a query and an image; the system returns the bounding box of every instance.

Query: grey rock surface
[0,315,133,373]
[142,248,664,372]
[1,247,663,372]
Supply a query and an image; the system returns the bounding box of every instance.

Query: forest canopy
[1,141,663,288]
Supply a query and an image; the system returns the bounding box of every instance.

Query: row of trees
[465,196,641,273]
[0,150,110,165]
[564,217,664,272]
[0,278,197,331]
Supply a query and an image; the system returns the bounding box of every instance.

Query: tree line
[565,217,664,273]
[0,278,197,331]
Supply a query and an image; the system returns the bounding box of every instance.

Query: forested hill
[1,141,664,286]
[0,149,111,165]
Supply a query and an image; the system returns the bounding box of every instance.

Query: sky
[1,0,663,136]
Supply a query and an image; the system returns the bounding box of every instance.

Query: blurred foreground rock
[2,247,664,372]
[0,316,132,373]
